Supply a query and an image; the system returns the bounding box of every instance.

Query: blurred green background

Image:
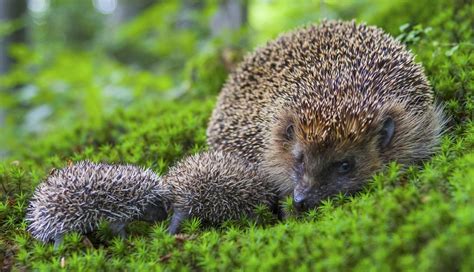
[0,0,421,159]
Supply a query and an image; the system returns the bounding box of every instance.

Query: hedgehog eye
[333,159,354,175]
[380,117,395,149]
[285,124,295,141]
[296,153,304,164]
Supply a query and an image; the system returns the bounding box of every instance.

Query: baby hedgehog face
[163,150,278,234]
[262,21,444,211]
[26,161,168,246]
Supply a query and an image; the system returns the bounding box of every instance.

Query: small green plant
[281,195,298,219]
[396,23,432,45]
[253,204,277,225]
[181,217,202,234]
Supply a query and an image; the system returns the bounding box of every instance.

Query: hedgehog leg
[273,202,286,221]
[168,210,188,235]
[53,234,64,250]
[109,221,127,239]
[270,195,285,220]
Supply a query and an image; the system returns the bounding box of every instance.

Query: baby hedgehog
[207,20,445,211]
[26,161,169,248]
[163,150,278,234]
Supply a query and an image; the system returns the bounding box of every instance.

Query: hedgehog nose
[293,192,307,211]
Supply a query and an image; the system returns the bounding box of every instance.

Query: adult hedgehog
[207,20,444,211]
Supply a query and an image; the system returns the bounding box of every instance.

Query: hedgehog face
[266,108,396,211]
[289,137,383,211]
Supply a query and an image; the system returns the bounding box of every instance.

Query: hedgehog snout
[293,190,307,211]
[293,182,313,212]
[293,186,326,212]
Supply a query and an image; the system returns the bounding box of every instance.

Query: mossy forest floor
[0,0,473,270]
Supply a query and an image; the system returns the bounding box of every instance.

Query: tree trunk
[108,0,155,27]
[0,0,27,74]
[210,0,248,36]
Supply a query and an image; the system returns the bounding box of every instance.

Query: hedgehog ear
[285,124,295,141]
[379,117,395,149]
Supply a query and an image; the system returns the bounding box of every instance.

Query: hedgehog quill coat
[163,150,278,234]
[26,161,169,245]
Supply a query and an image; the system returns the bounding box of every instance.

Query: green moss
[0,0,473,270]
